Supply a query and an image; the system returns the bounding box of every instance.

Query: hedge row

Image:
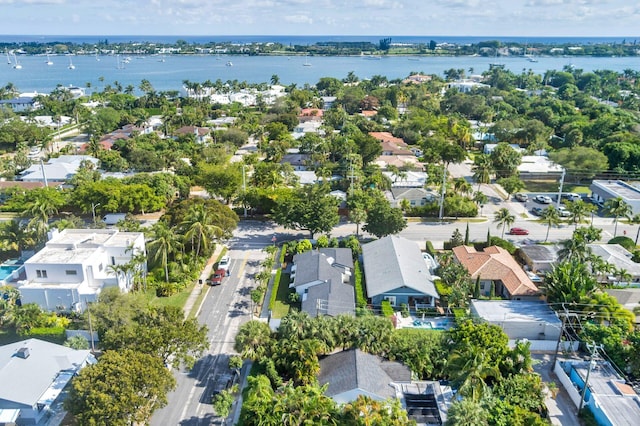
[354,260,367,308]
[381,300,395,318]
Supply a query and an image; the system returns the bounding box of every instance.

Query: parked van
[102,213,127,226]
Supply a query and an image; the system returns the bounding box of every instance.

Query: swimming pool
[0,265,20,282]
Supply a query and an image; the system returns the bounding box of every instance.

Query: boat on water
[226,61,233,67]
[45,53,53,66]
[12,53,22,69]
[68,58,75,70]
[303,55,311,67]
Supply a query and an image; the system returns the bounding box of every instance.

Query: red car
[509,227,529,235]
[208,269,226,286]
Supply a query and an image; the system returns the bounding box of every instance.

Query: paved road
[151,229,267,426]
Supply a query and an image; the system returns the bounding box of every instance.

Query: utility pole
[556,168,566,209]
[438,164,448,220]
[578,342,600,412]
[551,312,567,370]
[86,298,96,354]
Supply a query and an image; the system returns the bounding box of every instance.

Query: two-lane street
[151,239,268,426]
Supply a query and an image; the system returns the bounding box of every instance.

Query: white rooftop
[471,300,561,324]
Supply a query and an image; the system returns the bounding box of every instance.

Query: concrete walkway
[182,244,225,319]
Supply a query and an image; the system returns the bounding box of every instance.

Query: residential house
[321,97,336,110]
[588,244,640,283]
[518,244,558,273]
[604,288,640,324]
[290,248,355,317]
[0,93,41,113]
[318,349,411,404]
[382,170,428,188]
[0,338,95,425]
[174,126,211,144]
[555,359,640,426]
[298,108,323,122]
[280,151,312,171]
[292,121,323,139]
[362,236,439,309]
[517,155,564,179]
[387,187,435,208]
[369,132,423,170]
[18,155,99,184]
[470,300,561,344]
[14,228,145,312]
[446,80,490,93]
[590,180,640,215]
[402,74,432,85]
[452,245,541,300]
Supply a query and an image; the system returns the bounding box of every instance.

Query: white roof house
[19,155,99,183]
[0,338,95,425]
[15,228,145,312]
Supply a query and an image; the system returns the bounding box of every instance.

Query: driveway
[532,353,580,426]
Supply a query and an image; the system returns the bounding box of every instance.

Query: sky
[0,0,639,37]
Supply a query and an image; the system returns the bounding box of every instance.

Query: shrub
[268,269,282,310]
[381,300,395,317]
[156,282,179,297]
[474,237,517,255]
[608,236,636,251]
[354,260,367,308]
[400,303,410,318]
[425,241,437,256]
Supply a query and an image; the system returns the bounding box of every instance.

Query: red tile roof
[453,245,540,297]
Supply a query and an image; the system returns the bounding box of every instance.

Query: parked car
[534,195,552,204]
[514,193,528,202]
[208,268,226,286]
[218,255,231,275]
[508,227,530,235]
[562,193,581,202]
[557,206,571,217]
[531,207,544,216]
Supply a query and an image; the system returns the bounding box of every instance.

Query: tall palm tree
[453,177,473,196]
[603,197,632,236]
[179,203,222,258]
[566,199,596,229]
[147,221,182,282]
[447,349,501,402]
[472,154,493,190]
[540,206,561,242]
[493,208,515,239]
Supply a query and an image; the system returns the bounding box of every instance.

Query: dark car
[531,207,544,216]
[508,227,530,235]
[208,269,226,286]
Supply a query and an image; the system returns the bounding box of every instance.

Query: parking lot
[513,192,604,218]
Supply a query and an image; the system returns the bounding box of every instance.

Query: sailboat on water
[12,53,22,69]
[5,50,11,65]
[303,54,311,67]
[45,53,53,66]
[68,57,75,70]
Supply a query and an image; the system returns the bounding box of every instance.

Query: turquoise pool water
[0,265,19,281]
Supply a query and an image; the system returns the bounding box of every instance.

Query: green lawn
[523,180,591,194]
[142,282,196,309]
[271,272,293,319]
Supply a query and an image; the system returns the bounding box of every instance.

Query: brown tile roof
[452,245,540,297]
[0,181,60,190]
[369,132,407,147]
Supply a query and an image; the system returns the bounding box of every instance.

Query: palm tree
[147,221,182,282]
[448,349,501,401]
[453,177,473,196]
[493,208,515,239]
[566,199,596,229]
[603,197,632,236]
[179,203,223,258]
[540,206,561,242]
[472,154,493,189]
[631,213,640,245]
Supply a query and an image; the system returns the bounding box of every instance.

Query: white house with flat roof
[590,180,640,215]
[0,338,95,425]
[15,229,145,312]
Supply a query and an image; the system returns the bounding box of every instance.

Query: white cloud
[283,14,313,24]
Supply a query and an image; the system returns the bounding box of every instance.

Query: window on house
[480,283,485,290]
[65,270,77,276]
[36,270,48,278]
[99,263,103,272]
[383,296,396,306]
[111,256,115,265]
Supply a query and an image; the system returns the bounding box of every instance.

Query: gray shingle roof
[302,280,355,317]
[362,235,438,298]
[318,349,411,400]
[292,248,352,289]
[0,338,93,408]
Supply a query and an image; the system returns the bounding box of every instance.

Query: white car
[534,195,552,204]
[218,255,231,275]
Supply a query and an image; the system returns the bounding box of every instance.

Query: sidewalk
[182,244,225,319]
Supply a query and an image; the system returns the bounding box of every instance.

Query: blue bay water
[2,53,640,95]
